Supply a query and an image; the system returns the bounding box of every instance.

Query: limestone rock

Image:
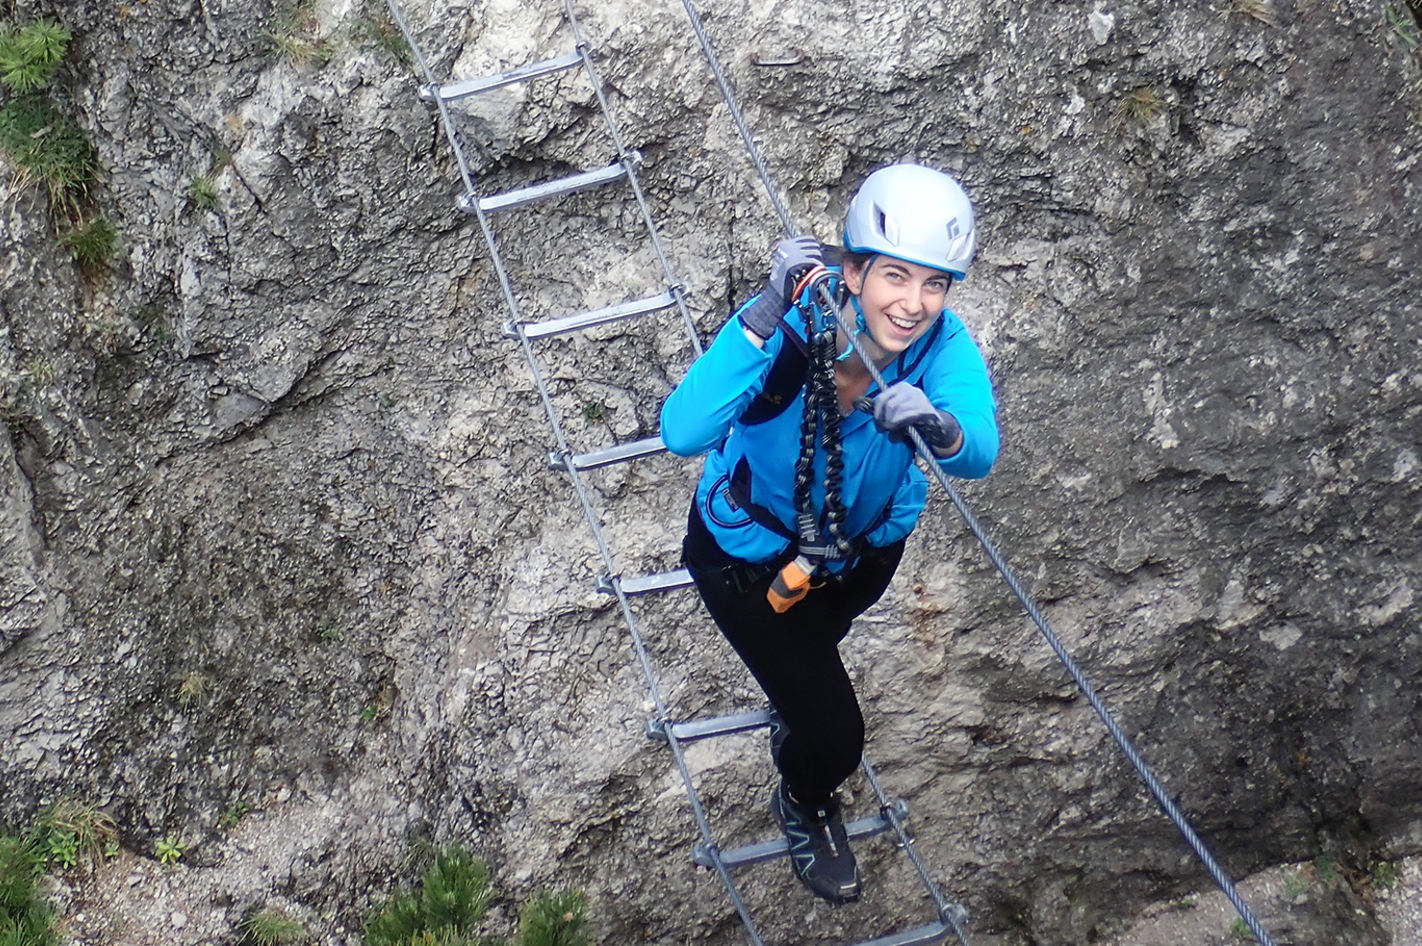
[1,0,1418,944]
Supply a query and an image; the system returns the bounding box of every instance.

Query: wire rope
[673,1,1279,943]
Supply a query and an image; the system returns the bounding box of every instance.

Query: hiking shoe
[771,780,860,904]
[767,706,788,768]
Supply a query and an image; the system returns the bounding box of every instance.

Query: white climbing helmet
[842,164,977,279]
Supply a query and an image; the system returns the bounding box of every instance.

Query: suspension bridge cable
[676,2,1279,942]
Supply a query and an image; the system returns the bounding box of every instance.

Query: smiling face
[842,255,952,359]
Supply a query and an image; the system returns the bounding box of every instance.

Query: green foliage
[1117,86,1166,124]
[364,848,590,946]
[0,835,40,915]
[32,790,118,864]
[1314,851,1339,885]
[187,174,219,210]
[267,0,333,68]
[1388,3,1420,49]
[175,671,210,709]
[239,908,308,946]
[37,832,74,872]
[0,96,98,219]
[155,836,185,866]
[58,216,119,275]
[0,20,70,93]
[517,890,587,946]
[19,357,52,388]
[0,17,117,274]
[581,401,607,424]
[0,833,56,946]
[1229,916,1255,942]
[220,800,254,831]
[270,32,334,68]
[1283,869,1308,899]
[351,7,411,61]
[365,847,492,946]
[1368,859,1399,891]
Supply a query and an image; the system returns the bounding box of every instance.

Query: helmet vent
[874,204,900,246]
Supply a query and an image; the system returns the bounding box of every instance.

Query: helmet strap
[836,257,882,362]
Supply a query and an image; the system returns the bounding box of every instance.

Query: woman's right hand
[738,236,823,340]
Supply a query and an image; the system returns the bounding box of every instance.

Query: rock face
[1,0,1419,944]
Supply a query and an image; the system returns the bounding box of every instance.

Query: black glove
[872,383,963,454]
[738,236,823,340]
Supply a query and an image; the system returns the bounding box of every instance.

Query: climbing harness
[672,0,1281,943]
[385,1,969,944]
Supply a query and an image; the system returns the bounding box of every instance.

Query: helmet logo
[945,217,969,263]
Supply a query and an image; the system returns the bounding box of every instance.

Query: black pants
[682,504,906,806]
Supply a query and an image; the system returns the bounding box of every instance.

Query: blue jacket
[661,290,998,568]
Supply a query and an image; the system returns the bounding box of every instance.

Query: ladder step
[595,568,693,597]
[647,708,774,744]
[692,801,908,870]
[552,436,667,473]
[851,922,954,946]
[512,291,679,340]
[462,161,631,215]
[421,50,583,102]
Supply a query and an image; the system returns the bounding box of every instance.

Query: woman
[660,164,998,904]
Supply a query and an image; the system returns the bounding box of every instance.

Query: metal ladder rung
[646,708,773,744]
[595,568,693,597]
[852,923,954,946]
[692,801,908,870]
[421,51,583,102]
[512,290,678,340]
[552,436,667,473]
[463,161,630,215]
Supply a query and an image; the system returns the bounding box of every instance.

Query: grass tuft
[266,0,333,68]
[21,356,54,387]
[0,96,99,220]
[240,907,309,945]
[351,5,411,62]
[58,215,119,275]
[0,832,57,946]
[1117,86,1167,123]
[35,799,118,868]
[176,671,210,709]
[581,400,607,424]
[188,174,219,210]
[1387,3,1420,49]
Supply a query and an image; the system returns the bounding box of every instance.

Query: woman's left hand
[872,384,963,456]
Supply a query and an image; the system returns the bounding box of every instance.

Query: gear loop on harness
[767,268,855,613]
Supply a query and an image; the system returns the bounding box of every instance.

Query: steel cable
[674,0,1279,941]
[383,0,767,940]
